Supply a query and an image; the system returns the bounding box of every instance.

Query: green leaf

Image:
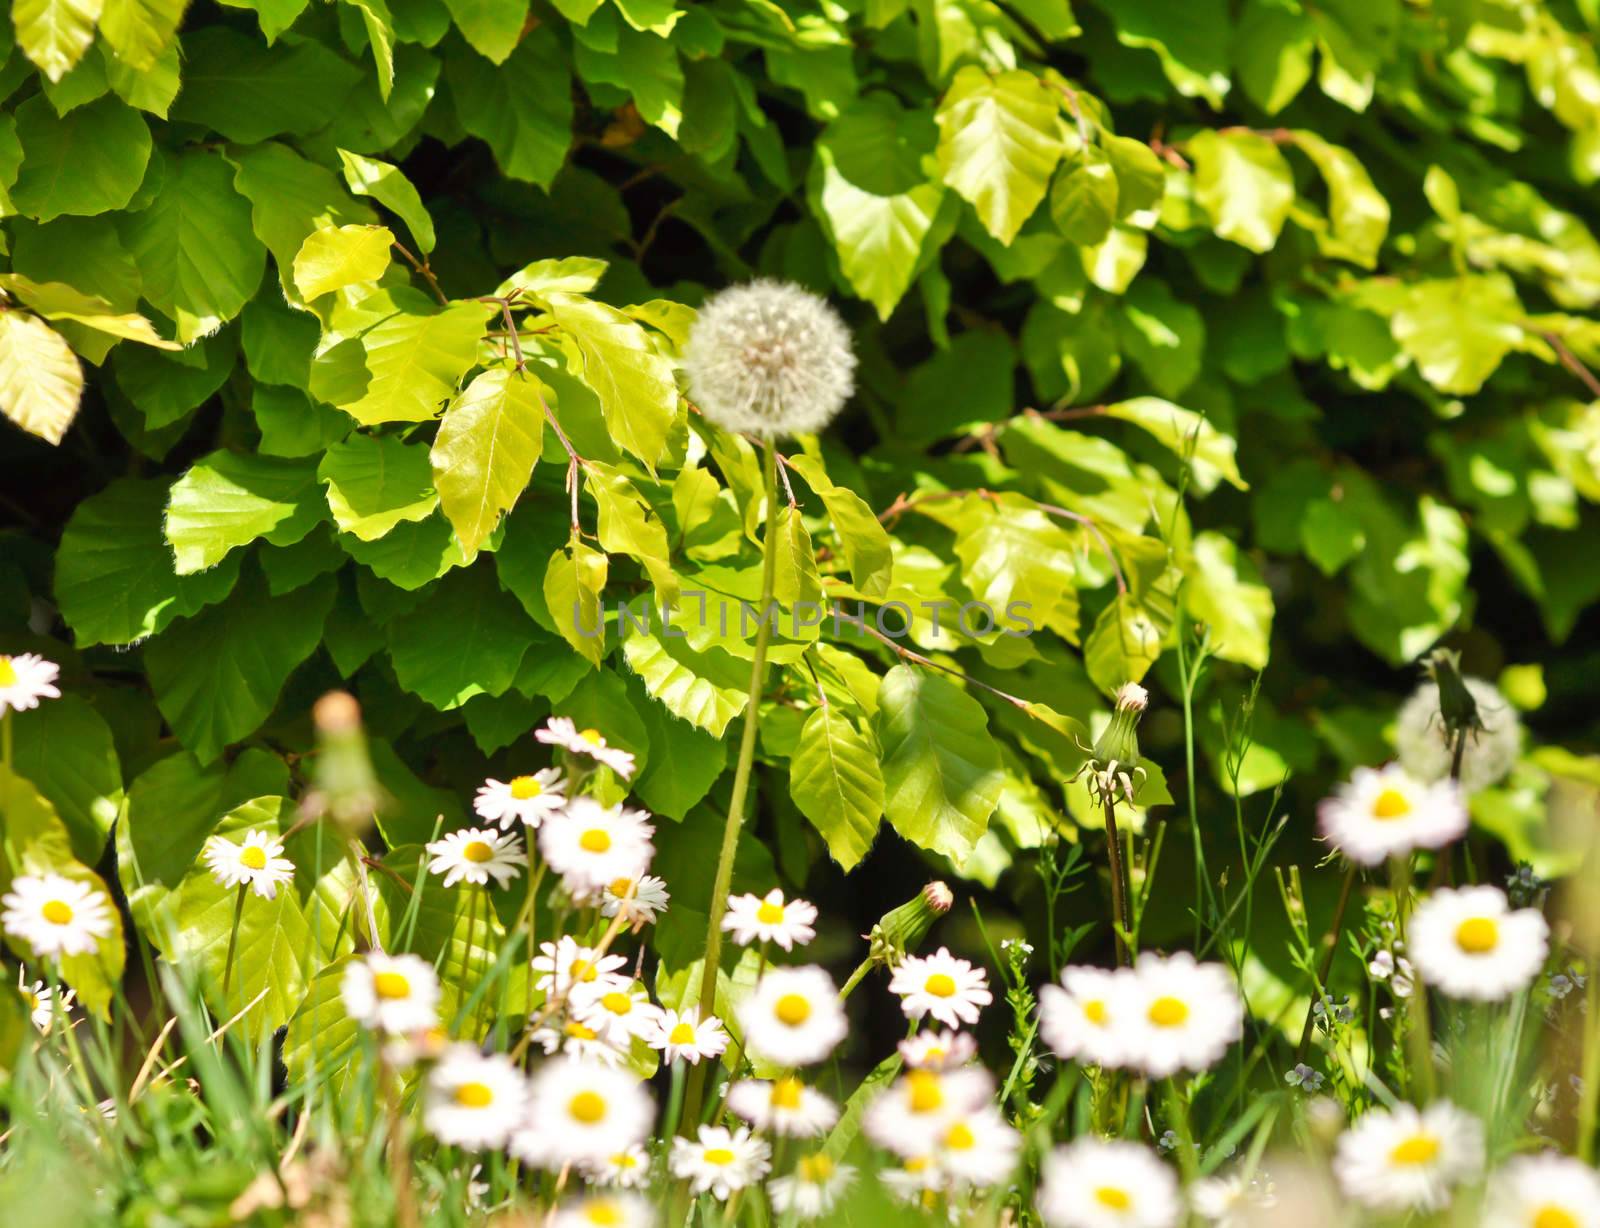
[547,293,677,471]
[228,141,377,292]
[329,299,494,426]
[1116,279,1205,398]
[1299,496,1365,575]
[337,147,436,254]
[98,0,184,71]
[572,22,683,138]
[283,957,364,1096]
[1103,134,1165,226]
[441,0,526,63]
[144,571,336,764]
[544,539,608,667]
[112,328,234,428]
[0,309,81,445]
[1234,1,1313,113]
[292,223,394,300]
[1182,530,1273,670]
[342,0,395,100]
[121,150,266,343]
[935,67,1065,245]
[620,597,749,737]
[1083,589,1170,694]
[9,694,121,864]
[789,705,884,871]
[431,367,546,558]
[170,27,361,143]
[1290,130,1389,268]
[495,256,608,300]
[0,271,177,349]
[318,433,438,541]
[241,296,319,388]
[446,29,573,189]
[388,563,532,709]
[1102,397,1247,493]
[342,513,474,589]
[11,95,151,222]
[1189,129,1293,253]
[1105,0,1231,107]
[12,0,100,82]
[785,454,893,598]
[632,687,726,819]
[1050,150,1118,246]
[951,493,1078,618]
[771,507,823,610]
[1389,275,1523,396]
[165,451,325,574]
[587,461,679,603]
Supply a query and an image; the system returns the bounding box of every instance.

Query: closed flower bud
[1091,681,1146,772]
[869,881,953,963]
[302,691,384,834]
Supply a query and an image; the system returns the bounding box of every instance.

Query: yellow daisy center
[775,993,812,1026]
[1095,1186,1132,1211]
[454,1082,494,1108]
[580,728,604,745]
[907,1070,943,1113]
[703,1148,735,1166]
[925,973,957,998]
[373,971,411,1000]
[1389,1134,1440,1165]
[0,657,15,687]
[510,775,543,800]
[569,1090,608,1123]
[905,1157,931,1174]
[613,1152,639,1170]
[944,1122,976,1150]
[565,1021,599,1040]
[584,1201,624,1227]
[462,840,495,863]
[1371,788,1412,820]
[571,958,598,983]
[1455,917,1499,953]
[756,899,786,925]
[770,1077,804,1110]
[669,1021,696,1045]
[580,828,612,853]
[1148,996,1189,1028]
[1533,1205,1579,1228]
[601,991,633,1015]
[239,845,268,871]
[797,1154,834,1183]
[610,877,636,898]
[1084,998,1109,1026]
[923,1046,945,1064]
[23,991,39,1009]
[41,900,73,926]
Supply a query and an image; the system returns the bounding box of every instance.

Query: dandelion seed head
[1395,676,1521,794]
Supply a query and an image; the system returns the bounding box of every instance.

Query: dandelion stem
[1163,1079,1201,1186]
[222,882,248,1000]
[1391,856,1436,1101]
[1580,970,1600,1162]
[682,439,781,1131]
[1103,791,1131,967]
[837,955,875,1001]
[1296,861,1358,1062]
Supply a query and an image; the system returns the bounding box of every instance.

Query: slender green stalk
[1580,970,1600,1162]
[1390,856,1435,1101]
[1103,791,1131,966]
[837,955,875,1001]
[1163,1079,1200,1186]
[521,860,545,1023]
[1296,862,1358,1061]
[221,882,248,1001]
[681,439,781,1133]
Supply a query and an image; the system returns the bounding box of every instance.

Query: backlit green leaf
[431,367,546,558]
[935,67,1065,245]
[790,705,884,871]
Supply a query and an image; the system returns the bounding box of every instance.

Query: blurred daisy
[644,1007,728,1065]
[583,1143,651,1189]
[1318,764,1466,865]
[516,1060,654,1169]
[572,982,661,1047]
[473,768,566,828]
[769,1153,856,1220]
[864,1067,993,1158]
[1409,885,1549,1001]
[1039,965,1130,1069]
[727,1077,839,1137]
[889,947,992,1029]
[382,1023,448,1069]
[341,953,440,1035]
[550,1193,654,1228]
[1332,1100,1483,1213]
[936,1104,1021,1188]
[670,1124,771,1199]
[880,1156,943,1206]
[899,1028,978,1071]
[17,966,73,1033]
[737,965,847,1067]
[533,936,630,1001]
[202,830,295,900]
[1120,952,1244,1078]
[426,827,526,888]
[722,888,817,950]
[2,872,113,957]
[597,875,670,927]
[539,797,654,894]
[0,652,60,714]
[530,1017,629,1068]
[1482,1152,1600,1228]
[1190,1168,1277,1226]
[1396,676,1521,794]
[538,717,636,778]
[423,1046,528,1151]
[1037,1138,1181,1228]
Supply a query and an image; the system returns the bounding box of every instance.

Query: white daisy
[382,1023,449,1069]
[935,1103,1021,1188]
[879,1156,943,1205]
[530,1017,630,1068]
[473,768,567,828]
[2,872,114,957]
[737,965,848,1068]
[727,1077,839,1137]
[17,966,74,1033]
[340,953,440,1036]
[583,1142,651,1189]
[537,717,637,778]
[889,947,993,1029]
[899,1028,978,1071]
[1396,676,1521,794]
[863,1067,994,1158]
[721,888,817,951]
[670,1124,771,1200]
[202,830,296,900]
[0,652,61,714]
[597,875,671,927]
[1408,885,1549,1002]
[1332,1100,1484,1213]
[1119,952,1244,1078]
[515,1060,654,1169]
[1039,965,1131,1069]
[643,1007,728,1065]
[1318,764,1467,865]
[550,1192,654,1228]
[1190,1169,1277,1226]
[423,1046,529,1151]
[539,798,654,895]
[1037,1138,1181,1228]
[769,1154,856,1220]
[1482,1152,1600,1228]
[425,827,527,889]
[572,982,662,1047]
[533,936,631,1002]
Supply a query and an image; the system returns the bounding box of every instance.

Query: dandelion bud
[683,279,857,438]
[1091,681,1147,770]
[303,690,384,834]
[869,881,953,963]
[1395,661,1520,794]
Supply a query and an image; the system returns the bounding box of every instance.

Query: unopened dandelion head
[1395,676,1521,794]
[683,279,856,439]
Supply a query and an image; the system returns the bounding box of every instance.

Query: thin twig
[847,612,1030,710]
[1539,329,1600,400]
[392,241,448,306]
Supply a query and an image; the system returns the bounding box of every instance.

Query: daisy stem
[1162,1079,1200,1186]
[1295,861,1358,1062]
[1579,968,1600,1162]
[222,882,248,1001]
[684,438,782,1131]
[521,859,545,1024]
[348,836,384,953]
[1103,792,1132,967]
[662,1057,688,1140]
[1391,855,1436,1102]
[465,884,484,1037]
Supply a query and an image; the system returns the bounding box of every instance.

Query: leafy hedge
[3,0,1600,1025]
